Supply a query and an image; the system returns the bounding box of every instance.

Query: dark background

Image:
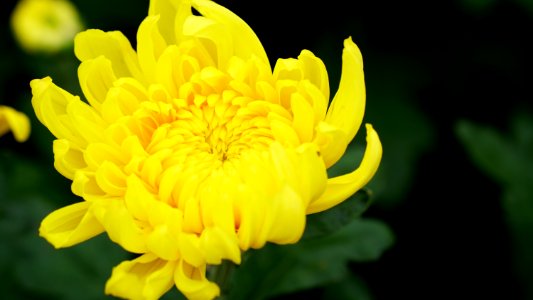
[1,0,532,299]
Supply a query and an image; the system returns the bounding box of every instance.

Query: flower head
[11,0,84,53]
[0,105,30,142]
[31,0,382,299]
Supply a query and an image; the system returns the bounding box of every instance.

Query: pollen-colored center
[120,60,293,215]
[143,91,275,165]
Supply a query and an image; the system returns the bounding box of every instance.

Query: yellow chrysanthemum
[0,105,30,142]
[11,0,83,53]
[31,0,382,299]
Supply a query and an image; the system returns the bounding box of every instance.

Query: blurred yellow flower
[31,0,382,299]
[11,0,84,53]
[0,105,30,142]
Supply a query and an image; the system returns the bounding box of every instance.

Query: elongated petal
[78,55,117,112]
[0,105,30,142]
[291,93,315,143]
[30,77,85,147]
[75,29,144,81]
[265,184,306,244]
[149,0,194,44]
[39,201,104,248]
[106,253,177,300]
[298,50,329,100]
[137,16,168,83]
[307,124,382,214]
[183,15,232,69]
[192,0,270,69]
[325,37,365,142]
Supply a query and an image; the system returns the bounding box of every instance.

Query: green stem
[211,260,235,299]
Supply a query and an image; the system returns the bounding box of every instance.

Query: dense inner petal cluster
[31,0,382,299]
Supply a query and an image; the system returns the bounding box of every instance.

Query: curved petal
[183,15,232,69]
[39,201,104,248]
[307,124,382,214]
[192,0,270,69]
[78,55,117,112]
[74,29,144,81]
[265,184,306,244]
[324,37,365,142]
[92,199,149,253]
[30,77,85,146]
[53,139,86,179]
[105,253,177,300]
[174,260,220,300]
[149,0,193,44]
[314,121,349,168]
[0,105,30,142]
[200,227,241,265]
[137,16,168,83]
[298,49,330,101]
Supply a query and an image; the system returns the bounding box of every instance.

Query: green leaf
[455,119,532,185]
[304,189,371,239]
[229,219,394,300]
[322,274,374,300]
[15,233,129,300]
[456,116,533,299]
[458,0,498,14]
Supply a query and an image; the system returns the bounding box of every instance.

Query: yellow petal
[200,227,241,265]
[293,143,328,204]
[307,124,382,214]
[298,80,328,125]
[149,0,192,44]
[324,37,365,142]
[10,0,83,53]
[147,224,181,261]
[174,260,220,300]
[71,171,105,198]
[0,105,30,142]
[265,184,306,244]
[192,0,270,69]
[78,55,117,112]
[314,121,349,168]
[298,49,330,100]
[106,253,176,300]
[66,96,107,143]
[53,139,86,179]
[74,29,144,81]
[30,77,85,147]
[179,233,205,267]
[183,15,232,69]
[273,58,303,82]
[270,118,300,148]
[94,161,127,196]
[137,15,168,83]
[101,78,147,123]
[39,201,104,248]
[291,93,315,143]
[92,200,148,253]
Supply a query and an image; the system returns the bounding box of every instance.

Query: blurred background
[1,0,532,299]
